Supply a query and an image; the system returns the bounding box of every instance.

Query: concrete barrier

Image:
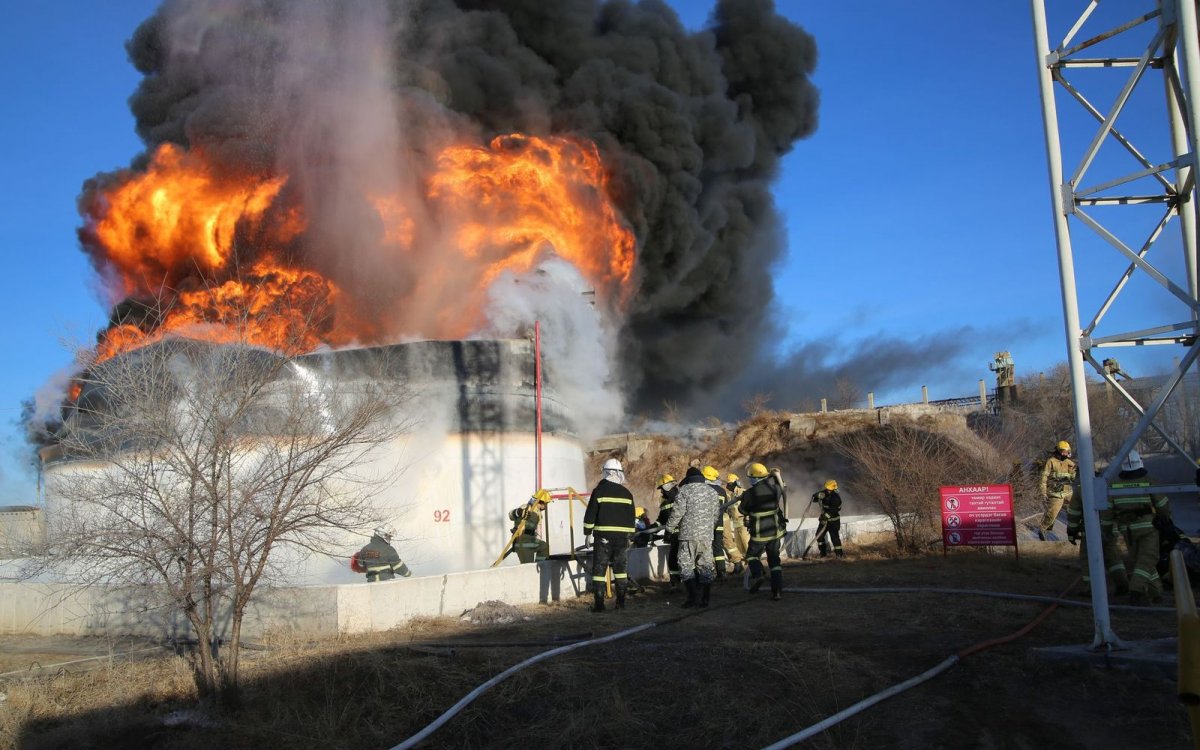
[0,515,893,638]
[0,558,589,640]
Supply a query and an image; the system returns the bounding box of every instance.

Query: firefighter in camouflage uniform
[666,467,722,608]
[740,462,787,600]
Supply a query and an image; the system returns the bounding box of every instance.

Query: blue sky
[0,1,1185,503]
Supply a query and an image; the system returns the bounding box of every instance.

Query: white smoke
[476,258,624,437]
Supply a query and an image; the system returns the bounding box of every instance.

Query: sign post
[939,484,1018,559]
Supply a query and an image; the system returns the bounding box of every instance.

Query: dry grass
[1,541,1190,750]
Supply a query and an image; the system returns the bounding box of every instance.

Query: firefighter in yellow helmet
[633,506,653,548]
[1038,440,1078,540]
[722,473,749,573]
[702,466,729,578]
[507,489,551,563]
[653,473,682,590]
[813,479,844,558]
[739,462,787,600]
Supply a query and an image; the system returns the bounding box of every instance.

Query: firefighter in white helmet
[351,525,411,582]
[1038,440,1077,540]
[1110,450,1172,605]
[583,458,636,612]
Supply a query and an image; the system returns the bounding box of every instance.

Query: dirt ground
[0,541,1191,750]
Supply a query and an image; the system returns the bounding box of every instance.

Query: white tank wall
[292,431,589,584]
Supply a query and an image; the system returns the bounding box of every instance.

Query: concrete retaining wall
[0,515,893,639]
[0,559,590,640]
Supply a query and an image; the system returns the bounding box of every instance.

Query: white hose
[388,622,655,750]
[760,584,1169,748]
[760,656,961,750]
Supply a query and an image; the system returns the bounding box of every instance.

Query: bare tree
[832,425,990,552]
[36,303,411,702]
[741,392,773,418]
[832,376,863,410]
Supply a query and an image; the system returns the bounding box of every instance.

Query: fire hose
[758,579,1165,750]
[387,623,656,750]
[386,582,1168,749]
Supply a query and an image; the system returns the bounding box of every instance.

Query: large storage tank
[42,338,589,585]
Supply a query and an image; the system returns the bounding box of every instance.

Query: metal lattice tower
[1032,0,1200,648]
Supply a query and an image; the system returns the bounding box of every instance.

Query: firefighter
[666,467,722,608]
[702,465,729,578]
[740,462,787,600]
[352,525,411,582]
[723,473,749,574]
[584,458,637,612]
[633,507,653,548]
[654,473,681,589]
[507,489,551,563]
[1111,450,1172,605]
[813,479,844,558]
[1039,440,1078,540]
[1066,465,1128,597]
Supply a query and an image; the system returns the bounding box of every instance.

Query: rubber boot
[681,579,699,609]
[669,574,681,592]
[1112,569,1130,596]
[818,542,828,558]
[770,570,783,601]
[615,587,626,610]
[591,590,606,613]
[749,575,766,594]
[699,583,711,607]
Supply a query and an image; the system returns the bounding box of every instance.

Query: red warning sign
[939,485,1017,553]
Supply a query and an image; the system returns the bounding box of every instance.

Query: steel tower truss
[1032,0,1200,648]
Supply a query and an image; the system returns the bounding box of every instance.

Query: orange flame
[90,144,295,298]
[428,134,636,304]
[85,133,636,363]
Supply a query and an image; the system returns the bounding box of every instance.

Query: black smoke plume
[84,0,819,416]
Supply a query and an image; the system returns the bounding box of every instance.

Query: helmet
[635,506,646,518]
[658,473,675,487]
[532,488,551,504]
[374,525,395,542]
[747,462,769,479]
[726,473,739,483]
[824,479,838,491]
[1120,450,1144,473]
[702,466,720,482]
[1056,440,1071,453]
[602,458,623,472]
